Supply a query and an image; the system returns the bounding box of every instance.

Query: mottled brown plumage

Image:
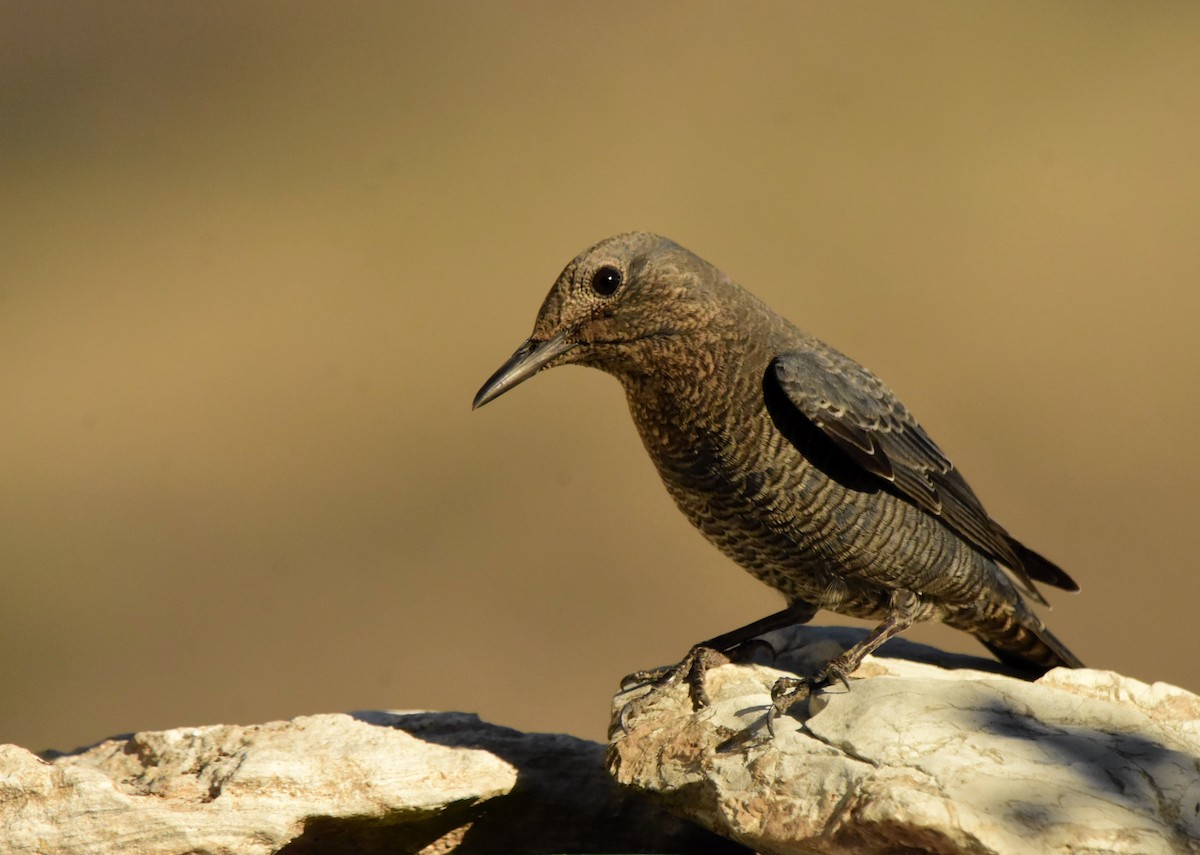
[474,232,1082,706]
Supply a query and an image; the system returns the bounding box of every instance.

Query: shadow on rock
[277,710,749,855]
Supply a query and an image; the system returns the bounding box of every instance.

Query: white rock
[608,626,1200,855]
[0,712,517,855]
[1,710,739,854]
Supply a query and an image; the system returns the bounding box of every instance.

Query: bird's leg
[768,591,920,734]
[621,600,818,693]
[698,599,819,661]
[617,601,818,734]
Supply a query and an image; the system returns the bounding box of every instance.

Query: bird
[473,232,1082,722]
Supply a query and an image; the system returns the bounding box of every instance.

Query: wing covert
[770,346,1073,602]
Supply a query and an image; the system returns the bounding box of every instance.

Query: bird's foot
[615,645,729,736]
[766,660,853,736]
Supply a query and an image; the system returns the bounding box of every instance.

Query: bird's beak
[472,332,577,409]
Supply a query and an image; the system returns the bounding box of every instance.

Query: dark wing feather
[771,346,1079,601]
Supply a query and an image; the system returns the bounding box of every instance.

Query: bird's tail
[950,605,1084,674]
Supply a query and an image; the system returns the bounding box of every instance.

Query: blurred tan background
[2,2,1198,753]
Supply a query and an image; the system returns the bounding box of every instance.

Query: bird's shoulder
[769,341,949,488]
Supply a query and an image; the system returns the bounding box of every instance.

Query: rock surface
[608,626,1200,855]
[0,710,743,855]
[6,629,1198,855]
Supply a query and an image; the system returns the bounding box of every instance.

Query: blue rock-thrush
[473,232,1082,720]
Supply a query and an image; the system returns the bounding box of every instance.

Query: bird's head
[473,232,729,409]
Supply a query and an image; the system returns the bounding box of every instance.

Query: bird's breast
[628,383,846,589]
[622,376,986,615]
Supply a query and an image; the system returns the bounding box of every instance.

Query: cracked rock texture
[5,631,1197,855]
[0,710,743,855]
[608,626,1200,855]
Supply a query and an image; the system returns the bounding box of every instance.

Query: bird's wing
[771,346,1078,600]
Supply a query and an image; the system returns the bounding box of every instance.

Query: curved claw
[766,663,860,735]
[620,664,673,692]
[826,663,852,692]
[617,699,636,736]
[767,676,812,736]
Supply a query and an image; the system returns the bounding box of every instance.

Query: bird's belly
[657,445,982,620]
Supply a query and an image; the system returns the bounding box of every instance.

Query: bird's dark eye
[590,265,622,297]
